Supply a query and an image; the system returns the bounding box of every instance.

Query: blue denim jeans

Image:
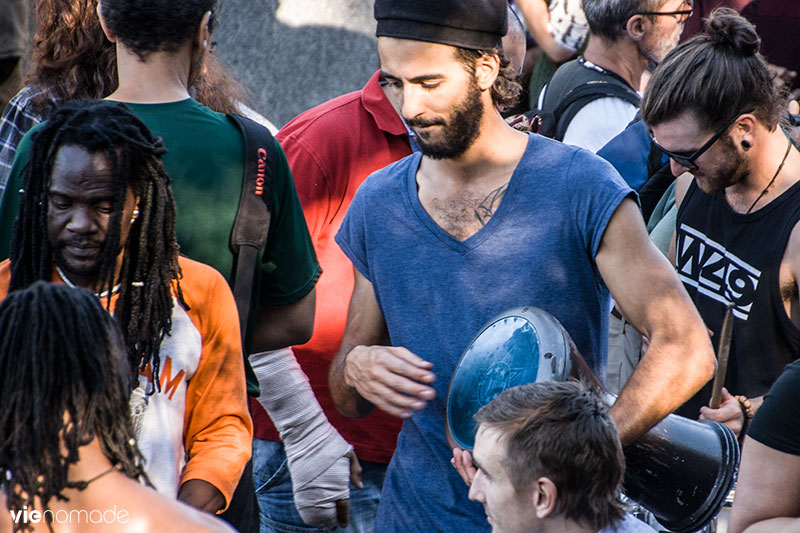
[253,438,386,533]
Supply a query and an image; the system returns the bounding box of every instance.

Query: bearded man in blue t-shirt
[329,1,715,531]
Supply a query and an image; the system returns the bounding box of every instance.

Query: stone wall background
[215,0,379,127]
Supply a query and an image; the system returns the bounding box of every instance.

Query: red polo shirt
[251,71,412,463]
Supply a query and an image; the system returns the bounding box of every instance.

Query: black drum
[623,414,739,532]
[445,307,739,532]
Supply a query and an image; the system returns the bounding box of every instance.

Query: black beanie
[374,0,507,51]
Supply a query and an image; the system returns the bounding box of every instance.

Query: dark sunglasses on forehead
[650,110,753,172]
[637,0,694,18]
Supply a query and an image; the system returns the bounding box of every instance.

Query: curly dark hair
[0,282,148,533]
[29,0,118,112]
[454,47,522,112]
[9,99,186,392]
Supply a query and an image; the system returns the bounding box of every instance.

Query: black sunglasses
[650,110,752,172]
[638,0,693,19]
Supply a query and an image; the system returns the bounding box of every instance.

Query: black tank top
[675,178,800,418]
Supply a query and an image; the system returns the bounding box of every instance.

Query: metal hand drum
[444,307,575,450]
[445,307,739,533]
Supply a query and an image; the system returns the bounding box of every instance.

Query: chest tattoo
[424,182,509,241]
[475,183,509,226]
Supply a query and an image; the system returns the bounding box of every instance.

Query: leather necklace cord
[68,463,121,491]
[745,137,793,214]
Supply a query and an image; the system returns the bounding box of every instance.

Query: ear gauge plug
[742,140,752,149]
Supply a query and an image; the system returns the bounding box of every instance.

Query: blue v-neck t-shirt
[336,132,632,532]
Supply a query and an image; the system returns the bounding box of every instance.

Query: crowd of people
[0,0,799,532]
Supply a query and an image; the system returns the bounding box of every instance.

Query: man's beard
[52,237,105,280]
[406,76,484,160]
[641,25,683,66]
[695,135,750,195]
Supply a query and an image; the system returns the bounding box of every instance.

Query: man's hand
[178,479,226,513]
[332,450,364,529]
[699,388,744,436]
[347,450,364,489]
[296,449,364,529]
[451,448,477,487]
[330,269,435,419]
[344,345,436,418]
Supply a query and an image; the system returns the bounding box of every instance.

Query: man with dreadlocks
[0,99,253,517]
[0,282,235,533]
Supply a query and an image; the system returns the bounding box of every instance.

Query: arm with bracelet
[699,389,761,440]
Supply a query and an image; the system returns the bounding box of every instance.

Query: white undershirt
[561,97,639,153]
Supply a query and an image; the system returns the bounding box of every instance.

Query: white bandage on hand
[251,348,353,529]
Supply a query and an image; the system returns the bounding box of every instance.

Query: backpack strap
[227,113,275,354]
[553,81,642,141]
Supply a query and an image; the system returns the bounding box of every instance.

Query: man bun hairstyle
[642,8,785,132]
[100,0,218,61]
[706,8,760,56]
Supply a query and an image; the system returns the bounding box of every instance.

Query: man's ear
[532,477,558,519]
[474,53,500,92]
[624,14,647,43]
[96,1,116,43]
[733,113,758,148]
[194,11,213,51]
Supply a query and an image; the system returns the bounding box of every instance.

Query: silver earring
[130,208,140,223]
